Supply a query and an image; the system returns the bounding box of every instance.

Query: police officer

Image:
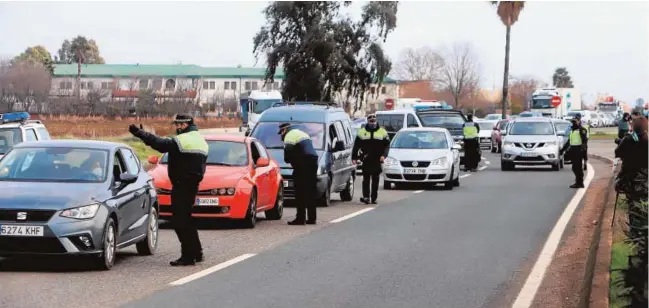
[560,118,589,188]
[279,123,319,225]
[574,113,590,171]
[129,114,208,266]
[462,114,481,172]
[352,114,390,204]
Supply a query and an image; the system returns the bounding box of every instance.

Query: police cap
[278,122,291,134]
[172,113,194,124]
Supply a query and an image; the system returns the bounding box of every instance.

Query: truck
[529,87,582,119]
[595,96,622,119]
[239,90,283,132]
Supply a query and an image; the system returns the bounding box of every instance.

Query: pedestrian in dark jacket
[618,112,631,139]
[560,119,589,188]
[352,114,390,204]
[129,114,209,266]
[462,114,481,171]
[279,123,319,225]
[615,116,648,200]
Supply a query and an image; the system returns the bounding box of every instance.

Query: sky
[0,1,647,105]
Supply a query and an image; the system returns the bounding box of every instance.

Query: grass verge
[609,197,631,308]
[590,132,617,140]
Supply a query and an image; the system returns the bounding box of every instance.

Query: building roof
[53,64,397,83]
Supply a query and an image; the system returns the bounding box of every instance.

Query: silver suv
[0,112,51,159]
[500,117,563,171]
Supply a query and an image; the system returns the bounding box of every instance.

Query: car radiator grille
[400,161,431,167]
[516,156,544,162]
[0,237,66,253]
[403,174,427,181]
[0,209,56,222]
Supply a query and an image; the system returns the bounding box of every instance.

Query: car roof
[204,134,248,142]
[416,109,464,115]
[399,127,449,133]
[376,109,415,114]
[259,105,346,123]
[511,117,553,123]
[13,139,122,150]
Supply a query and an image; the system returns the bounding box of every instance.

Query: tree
[13,46,54,74]
[253,1,398,111]
[437,42,481,108]
[552,67,574,88]
[392,46,445,81]
[0,60,52,113]
[491,1,526,119]
[55,36,106,64]
[509,76,541,113]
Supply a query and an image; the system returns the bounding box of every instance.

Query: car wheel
[318,178,331,207]
[265,185,284,220]
[501,161,513,171]
[339,175,355,201]
[94,218,117,270]
[383,179,392,190]
[136,206,158,255]
[552,163,560,171]
[453,172,460,187]
[443,166,454,190]
[242,189,257,228]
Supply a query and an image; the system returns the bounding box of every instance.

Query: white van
[375,109,424,139]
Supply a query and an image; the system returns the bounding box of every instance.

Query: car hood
[149,164,249,190]
[266,149,324,169]
[388,149,451,161]
[0,182,106,210]
[504,135,559,143]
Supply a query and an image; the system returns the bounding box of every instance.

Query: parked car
[0,112,51,160]
[476,120,496,150]
[249,105,356,206]
[552,118,572,164]
[490,119,511,153]
[500,117,563,171]
[415,108,469,164]
[382,127,461,190]
[0,140,159,270]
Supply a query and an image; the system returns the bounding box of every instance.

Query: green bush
[618,199,648,307]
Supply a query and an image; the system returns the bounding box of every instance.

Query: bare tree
[393,46,445,82]
[0,60,51,113]
[437,42,481,108]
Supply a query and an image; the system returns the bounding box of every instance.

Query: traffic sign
[385,99,394,110]
[551,96,562,107]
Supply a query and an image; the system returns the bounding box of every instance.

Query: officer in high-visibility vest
[279,123,319,225]
[462,114,481,171]
[560,118,589,188]
[574,113,590,171]
[352,114,390,204]
[130,114,209,266]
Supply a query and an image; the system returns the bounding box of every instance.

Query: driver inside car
[81,152,106,179]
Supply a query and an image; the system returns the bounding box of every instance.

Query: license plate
[520,152,538,157]
[403,168,426,174]
[0,225,44,236]
[196,197,219,206]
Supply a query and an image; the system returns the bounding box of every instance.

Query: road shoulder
[530,157,614,308]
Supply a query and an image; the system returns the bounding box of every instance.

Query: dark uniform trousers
[171,179,203,258]
[464,138,480,169]
[293,156,318,222]
[362,161,381,201]
[569,146,584,185]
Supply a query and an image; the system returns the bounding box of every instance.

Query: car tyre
[339,175,355,201]
[552,163,560,171]
[136,206,158,256]
[242,189,257,228]
[501,161,513,171]
[383,179,392,190]
[318,178,332,207]
[265,185,284,220]
[453,172,460,187]
[443,166,455,190]
[94,218,117,270]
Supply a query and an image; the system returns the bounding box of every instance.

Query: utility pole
[76,50,85,106]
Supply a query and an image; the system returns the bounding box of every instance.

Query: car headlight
[431,157,447,166]
[503,141,515,147]
[384,157,399,166]
[210,188,236,196]
[60,203,101,220]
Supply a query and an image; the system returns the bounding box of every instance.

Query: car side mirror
[256,157,270,167]
[147,155,159,165]
[244,130,251,137]
[118,172,138,185]
[451,144,461,151]
[334,140,345,152]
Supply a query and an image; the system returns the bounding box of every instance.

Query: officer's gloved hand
[128,124,143,136]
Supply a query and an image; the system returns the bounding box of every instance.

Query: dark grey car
[0,140,159,270]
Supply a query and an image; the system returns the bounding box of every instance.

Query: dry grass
[35,115,241,138]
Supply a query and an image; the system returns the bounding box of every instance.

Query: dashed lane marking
[459,174,471,179]
[330,207,375,223]
[413,190,424,194]
[169,253,257,286]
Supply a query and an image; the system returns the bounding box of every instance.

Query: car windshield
[251,122,325,150]
[0,128,23,155]
[251,99,282,114]
[419,114,466,128]
[161,141,248,166]
[0,147,109,183]
[485,114,501,121]
[554,123,570,135]
[391,131,448,149]
[477,122,494,130]
[509,122,555,135]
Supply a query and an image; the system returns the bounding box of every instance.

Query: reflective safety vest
[357,127,389,140]
[284,129,311,145]
[463,122,478,139]
[569,129,583,146]
[583,124,590,138]
[174,130,209,156]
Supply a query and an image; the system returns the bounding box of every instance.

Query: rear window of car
[376,114,404,132]
[418,113,466,128]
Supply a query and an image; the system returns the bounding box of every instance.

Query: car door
[110,150,144,243]
[118,148,149,237]
[249,141,268,206]
[252,141,272,207]
[334,120,354,189]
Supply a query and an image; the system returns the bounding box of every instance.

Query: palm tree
[491,1,525,118]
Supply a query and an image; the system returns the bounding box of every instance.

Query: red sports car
[490,119,510,153]
[147,135,284,228]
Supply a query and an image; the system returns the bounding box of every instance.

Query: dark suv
[415,109,474,164]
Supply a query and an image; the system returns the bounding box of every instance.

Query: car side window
[25,129,37,141]
[113,152,127,182]
[343,120,354,142]
[253,141,268,159]
[250,141,261,164]
[329,123,339,145]
[119,148,140,175]
[333,121,347,146]
[407,114,418,127]
[36,127,51,140]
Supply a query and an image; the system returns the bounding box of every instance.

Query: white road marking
[478,165,487,171]
[169,253,256,286]
[413,190,424,194]
[485,161,491,165]
[330,207,375,223]
[512,163,595,307]
[460,174,471,179]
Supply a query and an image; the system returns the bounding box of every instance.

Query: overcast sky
[0,1,647,104]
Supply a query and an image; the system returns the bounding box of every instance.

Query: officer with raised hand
[129,114,209,266]
[560,118,589,188]
[279,123,319,225]
[352,114,390,204]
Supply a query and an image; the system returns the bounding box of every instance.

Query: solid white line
[169,253,256,286]
[459,174,471,179]
[330,207,375,223]
[413,190,424,194]
[478,165,487,171]
[511,163,595,307]
[485,161,491,165]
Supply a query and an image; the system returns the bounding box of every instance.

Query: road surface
[0,148,584,308]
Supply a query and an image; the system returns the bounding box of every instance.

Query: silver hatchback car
[500,118,564,171]
[0,140,159,270]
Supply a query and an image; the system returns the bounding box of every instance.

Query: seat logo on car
[412,161,418,167]
[16,212,27,220]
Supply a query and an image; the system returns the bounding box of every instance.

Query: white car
[382,127,461,190]
[475,120,497,150]
[501,117,563,171]
[0,112,52,160]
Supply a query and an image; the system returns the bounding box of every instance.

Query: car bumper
[501,145,560,165]
[0,207,109,256]
[382,164,453,183]
[157,192,250,219]
[478,137,492,148]
[281,174,329,200]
